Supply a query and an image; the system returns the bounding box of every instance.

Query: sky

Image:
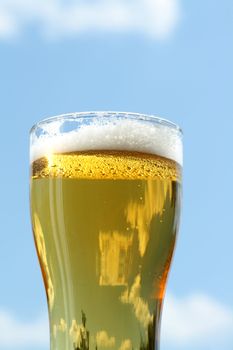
[0,0,233,349]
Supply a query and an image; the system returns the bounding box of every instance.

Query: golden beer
[31,149,181,350]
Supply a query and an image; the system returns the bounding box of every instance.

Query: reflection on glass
[32,213,54,309]
[120,274,153,329]
[53,318,67,337]
[96,330,116,348]
[119,339,132,350]
[126,180,172,257]
[99,231,133,286]
[70,311,89,350]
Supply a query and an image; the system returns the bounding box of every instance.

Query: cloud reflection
[120,274,153,328]
[33,214,54,309]
[96,330,116,348]
[126,180,172,256]
[99,231,133,286]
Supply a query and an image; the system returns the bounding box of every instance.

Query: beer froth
[30,116,182,165]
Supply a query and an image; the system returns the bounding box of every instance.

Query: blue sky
[0,0,233,349]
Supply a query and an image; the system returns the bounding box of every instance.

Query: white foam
[30,116,183,165]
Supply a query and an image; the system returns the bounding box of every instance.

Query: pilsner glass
[30,112,182,350]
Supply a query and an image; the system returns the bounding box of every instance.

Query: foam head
[30,112,183,165]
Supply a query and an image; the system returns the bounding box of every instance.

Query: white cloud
[1,292,232,348]
[0,10,17,38]
[161,293,233,346]
[0,310,49,348]
[0,0,181,40]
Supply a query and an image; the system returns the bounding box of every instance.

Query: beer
[31,148,181,350]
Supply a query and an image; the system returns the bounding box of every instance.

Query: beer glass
[30,112,182,350]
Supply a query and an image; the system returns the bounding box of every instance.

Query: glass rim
[30,111,183,135]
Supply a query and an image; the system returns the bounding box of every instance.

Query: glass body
[30,112,182,350]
